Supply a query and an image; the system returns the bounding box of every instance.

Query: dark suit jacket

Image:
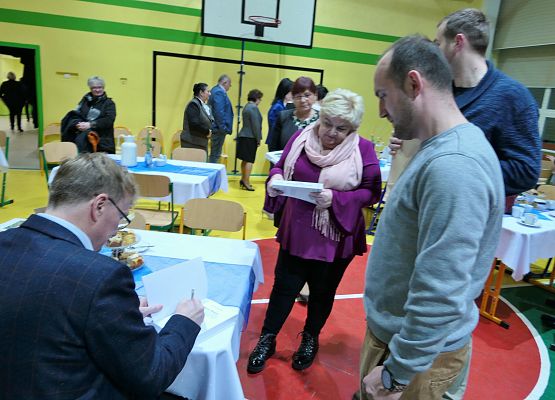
[237,102,262,141]
[180,97,214,150]
[268,109,299,152]
[0,215,200,399]
[207,85,233,134]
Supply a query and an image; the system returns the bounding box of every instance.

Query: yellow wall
[0,0,482,173]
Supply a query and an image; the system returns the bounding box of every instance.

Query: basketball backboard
[202,0,317,48]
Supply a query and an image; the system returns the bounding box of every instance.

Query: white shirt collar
[38,213,94,250]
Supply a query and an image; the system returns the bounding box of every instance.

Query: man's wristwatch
[381,366,408,392]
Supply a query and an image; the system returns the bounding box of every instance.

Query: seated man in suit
[0,153,204,399]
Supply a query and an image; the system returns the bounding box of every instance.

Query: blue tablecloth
[117,161,221,195]
[513,205,552,221]
[132,255,254,327]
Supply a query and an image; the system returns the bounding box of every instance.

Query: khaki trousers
[358,328,470,400]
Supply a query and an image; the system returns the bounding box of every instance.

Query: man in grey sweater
[358,36,504,399]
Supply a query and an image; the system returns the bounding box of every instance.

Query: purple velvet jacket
[267,131,382,262]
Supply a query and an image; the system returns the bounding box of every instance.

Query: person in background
[0,153,204,399]
[266,78,293,147]
[312,84,329,112]
[208,74,234,163]
[61,76,116,153]
[180,82,214,153]
[357,35,503,400]
[247,89,382,374]
[389,8,541,213]
[268,76,319,152]
[0,71,25,132]
[237,89,263,191]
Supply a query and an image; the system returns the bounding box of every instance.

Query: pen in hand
[190,289,195,300]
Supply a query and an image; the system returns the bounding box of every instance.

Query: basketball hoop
[248,15,281,37]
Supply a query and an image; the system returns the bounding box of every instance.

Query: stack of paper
[271,180,323,204]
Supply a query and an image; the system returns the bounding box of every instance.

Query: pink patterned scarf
[282,122,362,240]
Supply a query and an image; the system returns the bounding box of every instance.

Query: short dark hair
[193,83,208,96]
[386,35,453,92]
[272,78,293,104]
[291,76,317,96]
[440,8,490,56]
[247,89,263,102]
[316,85,328,101]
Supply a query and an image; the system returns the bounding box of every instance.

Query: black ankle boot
[292,331,319,370]
[247,333,276,373]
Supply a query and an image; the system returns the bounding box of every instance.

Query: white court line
[500,295,550,400]
[251,293,363,304]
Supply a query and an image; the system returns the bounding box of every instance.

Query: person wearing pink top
[247,89,382,374]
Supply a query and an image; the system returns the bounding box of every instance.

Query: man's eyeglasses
[293,92,314,101]
[107,197,132,228]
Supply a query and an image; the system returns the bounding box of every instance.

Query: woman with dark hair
[237,89,263,190]
[180,82,215,151]
[268,76,319,152]
[265,78,293,146]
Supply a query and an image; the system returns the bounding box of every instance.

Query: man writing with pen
[0,153,204,400]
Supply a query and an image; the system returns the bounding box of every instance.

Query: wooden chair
[172,148,207,162]
[537,184,555,200]
[138,126,164,154]
[137,141,162,157]
[127,211,150,230]
[132,174,178,232]
[114,126,133,152]
[180,198,246,240]
[33,206,47,214]
[40,142,78,183]
[171,130,182,153]
[43,123,61,144]
[0,131,14,207]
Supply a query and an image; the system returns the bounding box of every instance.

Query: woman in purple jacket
[247,89,382,373]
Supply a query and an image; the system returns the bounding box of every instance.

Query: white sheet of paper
[271,180,323,204]
[143,257,207,322]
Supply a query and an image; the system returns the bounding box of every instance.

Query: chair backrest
[172,148,207,162]
[541,159,553,170]
[537,184,555,200]
[114,126,132,137]
[127,211,148,229]
[42,142,78,163]
[44,123,61,137]
[138,126,164,150]
[132,173,171,197]
[0,130,7,149]
[33,206,47,214]
[137,141,162,157]
[171,130,182,153]
[540,168,552,179]
[182,198,246,239]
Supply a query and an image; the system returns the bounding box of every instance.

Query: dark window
[543,117,555,143]
[528,87,544,108]
[548,89,555,109]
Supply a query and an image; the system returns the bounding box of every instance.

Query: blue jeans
[209,131,226,163]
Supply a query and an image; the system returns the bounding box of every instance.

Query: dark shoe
[292,332,319,370]
[247,333,276,373]
[240,180,255,191]
[352,391,361,400]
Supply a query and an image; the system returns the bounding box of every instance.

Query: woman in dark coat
[180,83,214,152]
[237,89,263,190]
[0,72,25,132]
[61,76,116,153]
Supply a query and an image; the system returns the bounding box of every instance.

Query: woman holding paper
[247,89,382,373]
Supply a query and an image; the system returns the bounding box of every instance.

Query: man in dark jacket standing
[0,71,25,132]
[61,76,116,153]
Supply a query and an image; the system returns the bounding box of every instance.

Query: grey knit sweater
[364,123,504,384]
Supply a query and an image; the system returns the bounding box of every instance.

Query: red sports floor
[237,239,544,400]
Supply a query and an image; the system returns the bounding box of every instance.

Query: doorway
[0,43,42,169]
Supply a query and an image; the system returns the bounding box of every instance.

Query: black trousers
[8,105,23,130]
[262,248,352,337]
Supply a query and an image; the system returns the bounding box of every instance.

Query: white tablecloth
[0,148,8,173]
[49,155,228,204]
[495,213,555,281]
[135,230,263,399]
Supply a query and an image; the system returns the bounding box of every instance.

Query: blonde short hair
[319,88,364,130]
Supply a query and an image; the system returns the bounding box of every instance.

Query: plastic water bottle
[119,135,137,167]
[144,150,153,168]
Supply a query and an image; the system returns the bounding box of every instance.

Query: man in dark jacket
[61,76,116,153]
[0,153,204,399]
[0,71,25,132]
